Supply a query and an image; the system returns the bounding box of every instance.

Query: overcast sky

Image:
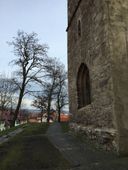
[0,0,67,75]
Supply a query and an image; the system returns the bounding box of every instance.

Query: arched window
[77,63,91,109]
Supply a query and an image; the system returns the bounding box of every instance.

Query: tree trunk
[41,111,43,123]
[47,99,51,123]
[58,107,61,122]
[10,87,24,127]
[47,86,54,123]
[57,93,61,123]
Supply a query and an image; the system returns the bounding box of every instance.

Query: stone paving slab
[46,123,128,170]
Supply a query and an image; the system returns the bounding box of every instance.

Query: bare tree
[0,75,17,124]
[33,57,68,123]
[41,57,60,122]
[0,76,17,112]
[8,30,48,126]
[32,57,61,122]
[32,94,48,122]
[55,68,68,122]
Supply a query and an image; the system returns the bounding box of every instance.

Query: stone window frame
[77,63,91,109]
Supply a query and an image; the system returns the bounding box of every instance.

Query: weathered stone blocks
[67,0,128,155]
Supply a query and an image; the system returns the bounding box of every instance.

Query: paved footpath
[47,123,128,170]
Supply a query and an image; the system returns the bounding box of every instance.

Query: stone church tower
[67,0,128,155]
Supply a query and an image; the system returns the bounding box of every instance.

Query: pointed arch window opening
[77,63,91,109]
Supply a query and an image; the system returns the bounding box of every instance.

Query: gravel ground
[47,123,128,170]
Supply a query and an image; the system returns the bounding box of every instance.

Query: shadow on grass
[0,123,70,170]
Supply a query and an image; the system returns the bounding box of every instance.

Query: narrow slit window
[78,20,81,37]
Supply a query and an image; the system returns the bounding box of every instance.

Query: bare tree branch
[8,30,48,127]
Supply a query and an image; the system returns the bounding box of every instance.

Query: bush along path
[0,123,70,170]
[47,122,128,170]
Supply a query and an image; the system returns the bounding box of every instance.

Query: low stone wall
[69,122,117,151]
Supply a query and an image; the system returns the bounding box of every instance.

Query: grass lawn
[60,122,70,133]
[0,123,70,170]
[0,124,26,137]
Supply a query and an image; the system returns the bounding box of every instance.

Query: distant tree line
[0,30,68,127]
